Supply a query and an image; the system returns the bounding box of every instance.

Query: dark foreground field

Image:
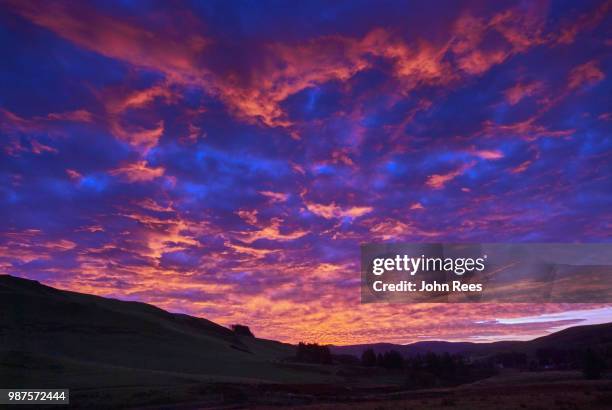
[253,372,612,410]
[51,371,611,409]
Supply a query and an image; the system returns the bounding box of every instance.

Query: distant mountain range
[331,323,612,358]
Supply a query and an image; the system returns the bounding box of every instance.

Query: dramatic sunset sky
[1,0,611,345]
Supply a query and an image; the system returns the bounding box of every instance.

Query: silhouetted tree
[404,353,494,390]
[440,353,456,378]
[376,353,383,367]
[425,351,441,373]
[335,354,360,365]
[296,342,332,364]
[536,348,550,367]
[583,348,605,380]
[231,324,254,337]
[380,350,403,370]
[361,348,377,367]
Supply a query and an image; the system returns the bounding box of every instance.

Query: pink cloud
[46,109,93,122]
[504,81,543,105]
[568,60,605,90]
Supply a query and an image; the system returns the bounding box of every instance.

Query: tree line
[292,342,610,385]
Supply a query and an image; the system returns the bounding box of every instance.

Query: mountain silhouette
[331,323,612,358]
[0,274,320,389]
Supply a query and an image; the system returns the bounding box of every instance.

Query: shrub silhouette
[583,348,605,379]
[361,348,377,367]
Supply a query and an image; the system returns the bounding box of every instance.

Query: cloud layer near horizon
[1,0,611,344]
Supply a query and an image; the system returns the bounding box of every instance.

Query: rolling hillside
[0,274,330,391]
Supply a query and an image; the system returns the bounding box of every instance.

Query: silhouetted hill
[331,322,612,359]
[0,274,325,389]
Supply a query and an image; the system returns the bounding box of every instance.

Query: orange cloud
[105,83,178,115]
[1,108,95,157]
[426,162,474,189]
[47,109,93,122]
[304,200,373,220]
[5,2,199,152]
[66,169,82,180]
[214,27,455,128]
[224,241,277,258]
[451,6,547,75]
[236,218,307,244]
[110,161,165,182]
[470,149,504,160]
[117,211,201,259]
[259,191,289,203]
[368,219,411,241]
[136,199,173,212]
[101,84,177,151]
[0,230,75,264]
[8,0,590,136]
[330,150,355,167]
[30,140,58,154]
[6,1,208,80]
[556,1,611,45]
[511,160,532,174]
[366,218,442,241]
[237,209,259,225]
[110,120,165,152]
[481,117,574,142]
[43,239,77,251]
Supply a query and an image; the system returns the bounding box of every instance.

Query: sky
[1,0,611,345]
